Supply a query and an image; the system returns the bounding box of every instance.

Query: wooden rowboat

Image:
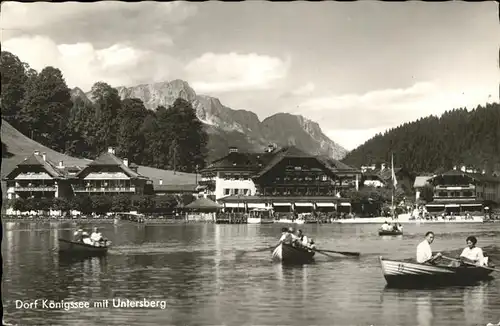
[58,238,109,257]
[379,256,493,288]
[378,229,403,236]
[272,243,315,264]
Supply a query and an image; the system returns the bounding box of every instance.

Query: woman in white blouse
[460,236,487,266]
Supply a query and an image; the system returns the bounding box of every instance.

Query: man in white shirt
[416,231,442,264]
[460,236,486,266]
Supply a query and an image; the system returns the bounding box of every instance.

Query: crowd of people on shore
[416,231,489,267]
[277,227,316,251]
[73,227,108,247]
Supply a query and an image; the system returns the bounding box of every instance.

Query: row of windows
[223,188,250,196]
[436,191,474,197]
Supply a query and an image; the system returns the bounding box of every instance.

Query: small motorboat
[58,238,110,257]
[272,243,315,264]
[379,256,494,288]
[378,229,403,236]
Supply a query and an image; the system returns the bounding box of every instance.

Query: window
[321,175,328,181]
[224,189,230,196]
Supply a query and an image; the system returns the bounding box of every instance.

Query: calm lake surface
[2,221,500,326]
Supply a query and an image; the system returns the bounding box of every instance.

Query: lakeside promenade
[1,213,490,224]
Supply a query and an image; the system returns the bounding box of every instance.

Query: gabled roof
[414,176,432,188]
[202,151,275,172]
[317,156,359,172]
[253,146,313,179]
[184,197,222,210]
[76,152,144,179]
[5,153,65,179]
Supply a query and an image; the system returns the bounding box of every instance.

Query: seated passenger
[297,229,309,248]
[82,233,93,245]
[90,227,105,246]
[460,236,486,266]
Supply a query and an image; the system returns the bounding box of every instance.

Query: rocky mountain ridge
[73,79,347,161]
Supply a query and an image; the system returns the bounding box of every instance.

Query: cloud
[185,52,290,93]
[295,81,495,149]
[3,36,183,91]
[1,2,197,48]
[291,82,316,96]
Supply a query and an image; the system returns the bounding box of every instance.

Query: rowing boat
[378,229,403,236]
[272,243,315,264]
[58,238,110,257]
[379,256,493,288]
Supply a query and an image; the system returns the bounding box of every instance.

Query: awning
[225,203,244,208]
[84,172,130,180]
[247,203,267,209]
[316,203,336,207]
[445,204,460,208]
[426,204,445,207]
[273,203,291,206]
[295,203,313,207]
[340,203,351,206]
[461,204,482,207]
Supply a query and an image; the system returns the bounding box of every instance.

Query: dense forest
[342,104,500,173]
[1,51,208,173]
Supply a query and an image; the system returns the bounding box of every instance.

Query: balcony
[14,186,57,192]
[72,187,136,193]
[434,185,475,190]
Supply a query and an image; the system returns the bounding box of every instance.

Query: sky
[1,1,498,150]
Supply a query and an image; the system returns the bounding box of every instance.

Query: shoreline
[1,216,491,225]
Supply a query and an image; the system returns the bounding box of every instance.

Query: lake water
[2,221,500,326]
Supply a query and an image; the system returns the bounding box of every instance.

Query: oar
[312,249,341,259]
[442,255,500,272]
[236,245,275,257]
[314,248,360,257]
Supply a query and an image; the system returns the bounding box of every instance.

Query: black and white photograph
[1,1,499,325]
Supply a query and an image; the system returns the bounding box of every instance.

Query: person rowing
[277,227,295,246]
[416,231,442,264]
[73,228,84,242]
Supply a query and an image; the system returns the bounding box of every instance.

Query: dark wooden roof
[76,152,144,179]
[5,153,65,179]
[153,184,197,192]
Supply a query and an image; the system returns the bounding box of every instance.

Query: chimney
[229,147,238,153]
[159,179,163,185]
[58,161,64,168]
[123,158,129,167]
[34,150,40,156]
[381,163,386,171]
[42,152,47,161]
[108,147,115,154]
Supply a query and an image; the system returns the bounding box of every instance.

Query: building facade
[199,145,361,214]
[4,151,72,201]
[72,147,149,196]
[424,168,500,214]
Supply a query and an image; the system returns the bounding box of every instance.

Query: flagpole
[391,153,394,219]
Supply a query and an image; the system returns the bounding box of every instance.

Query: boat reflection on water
[380,283,496,326]
[274,263,309,302]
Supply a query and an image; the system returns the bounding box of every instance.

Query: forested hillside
[1,51,207,173]
[342,104,500,173]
